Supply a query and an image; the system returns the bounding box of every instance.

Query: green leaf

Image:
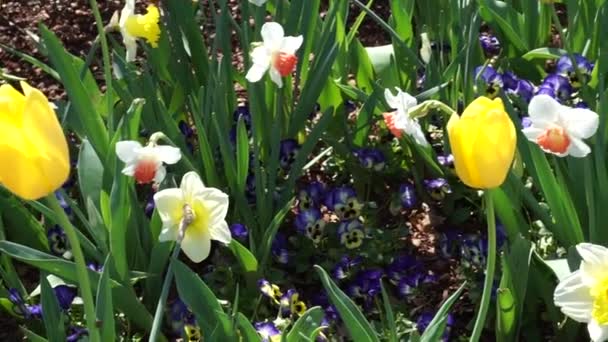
[522,47,568,60]
[478,0,528,52]
[314,265,379,342]
[40,273,66,341]
[380,281,397,342]
[286,306,325,342]
[96,255,115,341]
[235,312,261,342]
[78,139,104,210]
[172,258,231,340]
[420,282,466,342]
[20,328,49,342]
[0,195,48,251]
[228,240,258,274]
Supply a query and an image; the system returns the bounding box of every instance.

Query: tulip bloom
[554,243,608,341]
[154,172,231,262]
[245,22,303,88]
[0,82,69,200]
[447,96,516,189]
[522,95,598,157]
[119,0,161,62]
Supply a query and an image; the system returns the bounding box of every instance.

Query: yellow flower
[0,82,69,200]
[119,1,161,62]
[447,96,516,189]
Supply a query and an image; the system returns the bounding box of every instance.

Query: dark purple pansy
[424,178,451,201]
[536,74,572,102]
[279,139,300,170]
[271,232,290,264]
[473,65,503,98]
[479,34,501,56]
[255,321,280,342]
[398,183,417,209]
[297,181,326,210]
[47,226,69,257]
[230,223,249,241]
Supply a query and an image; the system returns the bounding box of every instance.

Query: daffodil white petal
[180,171,206,201]
[246,63,269,83]
[154,145,182,164]
[269,67,283,88]
[198,190,229,224]
[563,108,599,139]
[248,0,268,6]
[578,243,608,265]
[554,270,594,323]
[154,165,167,184]
[115,141,142,163]
[209,220,231,245]
[588,319,608,342]
[404,120,428,147]
[565,138,591,158]
[280,36,303,54]
[121,164,136,176]
[384,89,400,109]
[182,229,211,263]
[522,127,545,141]
[261,22,285,50]
[153,188,184,227]
[528,94,560,124]
[158,227,178,242]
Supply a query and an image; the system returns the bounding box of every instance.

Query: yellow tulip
[0,82,69,200]
[447,96,516,189]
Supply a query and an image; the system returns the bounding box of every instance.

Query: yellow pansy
[447,96,516,189]
[0,82,69,200]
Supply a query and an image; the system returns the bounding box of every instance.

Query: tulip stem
[46,194,101,342]
[470,189,497,342]
[149,242,182,342]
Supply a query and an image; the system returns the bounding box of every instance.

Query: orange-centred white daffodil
[554,243,608,342]
[245,22,303,88]
[383,87,428,146]
[0,82,69,200]
[115,140,181,185]
[523,94,599,158]
[119,0,161,62]
[153,172,231,263]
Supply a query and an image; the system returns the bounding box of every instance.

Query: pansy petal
[563,108,599,139]
[588,320,608,342]
[116,141,142,163]
[269,67,283,88]
[209,220,231,245]
[153,188,184,227]
[554,270,593,323]
[280,35,303,54]
[182,228,211,263]
[528,95,560,124]
[261,22,285,50]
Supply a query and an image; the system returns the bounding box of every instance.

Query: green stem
[46,194,100,342]
[88,0,114,135]
[470,189,497,342]
[149,243,182,342]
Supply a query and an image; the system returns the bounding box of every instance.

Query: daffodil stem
[470,189,497,342]
[46,194,101,342]
[88,0,114,136]
[149,242,182,342]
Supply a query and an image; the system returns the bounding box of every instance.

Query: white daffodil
[153,172,231,263]
[522,95,599,157]
[116,140,181,185]
[554,243,608,342]
[245,22,303,88]
[119,0,161,62]
[249,0,268,6]
[382,87,429,146]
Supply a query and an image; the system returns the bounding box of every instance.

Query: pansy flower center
[536,126,570,154]
[590,277,608,324]
[272,51,298,77]
[134,158,158,184]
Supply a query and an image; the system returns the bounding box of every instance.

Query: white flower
[522,95,599,157]
[554,243,608,342]
[249,0,268,6]
[245,22,303,88]
[119,0,161,62]
[116,140,181,185]
[153,172,231,263]
[382,87,428,146]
